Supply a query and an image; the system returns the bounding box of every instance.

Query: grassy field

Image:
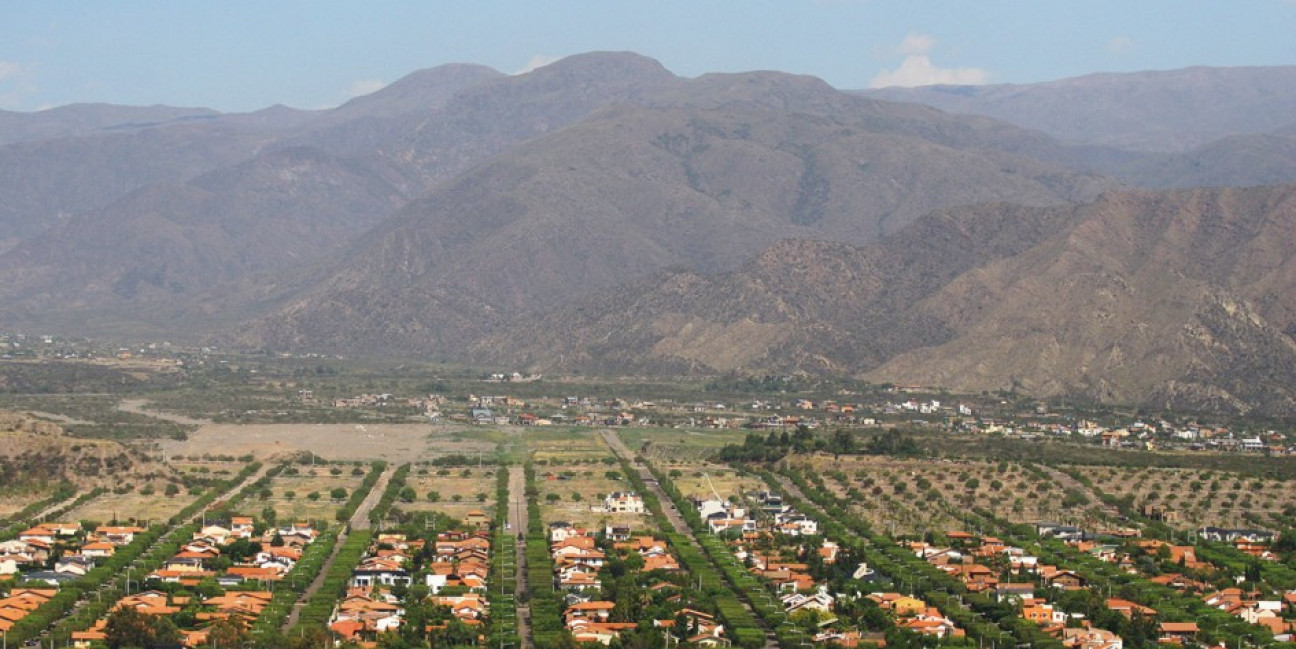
[619,427,746,461]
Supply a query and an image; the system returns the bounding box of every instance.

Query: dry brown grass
[656,461,765,501]
[399,470,498,521]
[263,472,366,521]
[526,429,611,463]
[67,488,200,525]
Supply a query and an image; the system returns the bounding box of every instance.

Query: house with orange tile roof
[1158,622,1198,644]
[1106,598,1157,619]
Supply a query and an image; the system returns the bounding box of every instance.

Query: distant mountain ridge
[861,66,1296,153]
[235,67,1114,355]
[2,53,1296,414]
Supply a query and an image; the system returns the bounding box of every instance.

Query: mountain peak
[531,51,675,82]
[326,62,504,121]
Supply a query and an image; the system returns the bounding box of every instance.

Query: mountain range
[2,53,1295,413]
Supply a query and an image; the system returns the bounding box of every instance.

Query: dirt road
[117,399,212,426]
[598,430,777,649]
[507,466,534,648]
[283,465,393,630]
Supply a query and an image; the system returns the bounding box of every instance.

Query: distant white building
[602,492,644,514]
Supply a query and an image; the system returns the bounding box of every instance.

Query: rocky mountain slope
[475,184,1296,415]
[239,72,1113,355]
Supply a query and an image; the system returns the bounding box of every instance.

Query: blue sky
[2,1,1294,113]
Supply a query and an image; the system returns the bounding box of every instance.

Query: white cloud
[896,33,936,57]
[0,61,34,109]
[870,34,989,88]
[0,61,21,81]
[346,78,387,98]
[514,54,559,75]
[1107,35,1135,55]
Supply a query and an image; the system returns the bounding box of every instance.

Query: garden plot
[397,468,498,522]
[1070,465,1296,530]
[657,461,766,501]
[526,428,612,463]
[65,484,200,525]
[263,470,367,521]
[534,462,645,530]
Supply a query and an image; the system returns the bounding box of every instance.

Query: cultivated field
[160,422,496,461]
[790,455,1109,535]
[1067,464,1296,530]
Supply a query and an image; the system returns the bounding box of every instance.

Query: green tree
[105,605,157,649]
[205,619,248,647]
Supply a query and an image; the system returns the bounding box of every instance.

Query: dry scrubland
[0,486,55,517]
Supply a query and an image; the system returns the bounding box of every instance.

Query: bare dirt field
[160,423,496,461]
